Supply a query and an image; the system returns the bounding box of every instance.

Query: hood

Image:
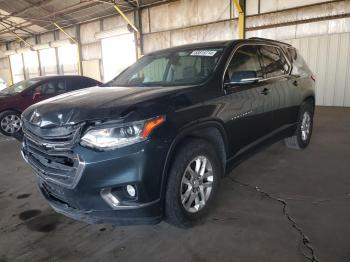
[22,86,187,128]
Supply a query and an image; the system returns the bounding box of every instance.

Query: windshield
[105,48,224,87]
[0,79,39,95]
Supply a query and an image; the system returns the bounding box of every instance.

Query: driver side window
[225,45,263,84]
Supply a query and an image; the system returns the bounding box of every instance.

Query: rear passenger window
[258,46,290,78]
[35,80,67,95]
[225,45,263,83]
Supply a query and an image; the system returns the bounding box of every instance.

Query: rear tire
[284,102,314,150]
[165,138,221,227]
[0,110,22,137]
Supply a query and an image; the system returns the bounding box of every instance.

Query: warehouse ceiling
[0,0,166,43]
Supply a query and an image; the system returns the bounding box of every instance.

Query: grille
[21,120,85,189]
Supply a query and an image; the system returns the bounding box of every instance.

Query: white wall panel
[80,21,100,44]
[196,0,230,25]
[143,32,171,54]
[323,35,338,106]
[0,57,12,85]
[295,20,329,38]
[40,32,55,44]
[101,34,136,82]
[82,60,101,82]
[148,0,231,33]
[260,0,332,13]
[329,17,350,34]
[39,48,57,76]
[103,14,134,31]
[8,41,21,51]
[9,54,24,83]
[23,50,40,79]
[81,42,101,60]
[314,35,328,106]
[333,34,350,106]
[58,26,76,40]
[246,0,259,16]
[286,33,350,107]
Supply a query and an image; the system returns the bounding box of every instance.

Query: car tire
[0,110,22,137]
[284,101,314,150]
[165,138,221,227]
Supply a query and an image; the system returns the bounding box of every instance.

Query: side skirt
[225,123,297,175]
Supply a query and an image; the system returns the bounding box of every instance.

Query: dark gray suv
[21,38,315,227]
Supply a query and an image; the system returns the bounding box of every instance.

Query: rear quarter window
[287,48,312,76]
[258,45,290,78]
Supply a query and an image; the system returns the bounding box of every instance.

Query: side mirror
[224,70,260,87]
[32,90,42,100]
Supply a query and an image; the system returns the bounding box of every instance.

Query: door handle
[260,88,270,95]
[292,80,299,87]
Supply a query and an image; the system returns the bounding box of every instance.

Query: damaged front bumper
[22,137,169,225]
[40,180,162,225]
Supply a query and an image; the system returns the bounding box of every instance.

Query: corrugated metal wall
[285,33,350,107]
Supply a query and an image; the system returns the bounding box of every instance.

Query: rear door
[257,45,295,130]
[223,44,277,153]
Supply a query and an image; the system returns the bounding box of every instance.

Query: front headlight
[81,116,165,151]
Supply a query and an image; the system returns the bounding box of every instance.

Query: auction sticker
[190,50,217,56]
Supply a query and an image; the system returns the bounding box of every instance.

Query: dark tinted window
[68,77,98,91]
[258,46,290,78]
[35,80,67,95]
[225,45,263,83]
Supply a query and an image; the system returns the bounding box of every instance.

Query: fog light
[126,185,136,197]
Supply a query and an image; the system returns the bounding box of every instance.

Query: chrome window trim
[222,42,292,89]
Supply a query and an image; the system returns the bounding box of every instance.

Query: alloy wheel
[180,156,214,213]
[300,111,311,141]
[1,115,21,134]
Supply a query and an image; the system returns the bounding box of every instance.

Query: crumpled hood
[22,86,185,128]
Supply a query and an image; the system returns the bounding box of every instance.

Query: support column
[233,0,246,39]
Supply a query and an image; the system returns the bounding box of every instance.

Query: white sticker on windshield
[190,50,217,56]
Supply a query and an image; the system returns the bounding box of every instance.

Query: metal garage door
[285,33,350,107]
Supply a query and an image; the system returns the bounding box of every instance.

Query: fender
[159,119,229,202]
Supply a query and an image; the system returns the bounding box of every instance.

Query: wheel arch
[160,120,228,202]
[0,108,22,115]
[304,95,315,108]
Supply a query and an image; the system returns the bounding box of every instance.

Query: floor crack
[228,177,319,262]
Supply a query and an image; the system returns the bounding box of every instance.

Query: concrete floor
[0,106,349,262]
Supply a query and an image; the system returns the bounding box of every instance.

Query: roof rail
[248,37,292,47]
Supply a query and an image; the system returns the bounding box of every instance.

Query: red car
[0,75,101,136]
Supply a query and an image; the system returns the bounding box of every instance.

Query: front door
[222,44,276,156]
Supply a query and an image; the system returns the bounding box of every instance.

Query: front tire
[284,102,314,150]
[165,139,221,227]
[0,110,22,137]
